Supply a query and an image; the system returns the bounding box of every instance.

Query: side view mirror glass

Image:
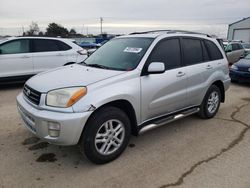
[147,62,165,74]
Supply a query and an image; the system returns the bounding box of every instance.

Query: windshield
[84,37,153,71]
[242,43,250,49]
[245,54,250,59]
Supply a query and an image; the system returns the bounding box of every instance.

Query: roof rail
[129,30,211,37]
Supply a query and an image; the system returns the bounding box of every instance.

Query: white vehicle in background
[0,37,87,82]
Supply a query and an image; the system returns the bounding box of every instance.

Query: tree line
[23,22,84,37]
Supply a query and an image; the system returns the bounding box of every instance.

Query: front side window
[182,38,203,65]
[226,44,232,52]
[0,39,30,54]
[33,39,60,52]
[148,38,181,70]
[84,37,153,71]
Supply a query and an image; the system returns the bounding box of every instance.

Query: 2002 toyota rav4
[17,30,230,164]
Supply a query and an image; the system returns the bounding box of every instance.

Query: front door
[140,38,188,123]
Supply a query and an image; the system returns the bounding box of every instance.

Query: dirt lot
[0,83,250,188]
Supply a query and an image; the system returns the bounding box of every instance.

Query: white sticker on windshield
[124,47,142,53]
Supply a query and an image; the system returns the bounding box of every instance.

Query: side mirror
[147,62,165,74]
[226,49,232,53]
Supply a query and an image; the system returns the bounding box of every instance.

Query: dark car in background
[78,41,101,49]
[230,54,250,83]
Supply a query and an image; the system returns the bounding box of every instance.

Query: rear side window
[56,41,72,51]
[33,39,60,52]
[204,40,223,61]
[237,43,243,49]
[148,38,181,70]
[182,38,203,65]
[232,44,239,51]
[201,41,210,62]
[0,39,30,54]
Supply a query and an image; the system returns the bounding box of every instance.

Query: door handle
[176,71,185,77]
[206,65,213,70]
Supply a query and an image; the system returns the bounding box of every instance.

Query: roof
[229,17,250,26]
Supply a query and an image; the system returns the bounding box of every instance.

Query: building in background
[227,17,250,42]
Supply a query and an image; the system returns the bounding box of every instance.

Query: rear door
[181,37,209,106]
[140,38,188,122]
[0,39,33,78]
[32,39,67,73]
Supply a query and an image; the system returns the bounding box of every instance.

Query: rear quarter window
[204,40,223,61]
[56,41,72,51]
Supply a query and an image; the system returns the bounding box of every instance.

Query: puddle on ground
[22,137,40,145]
[36,153,57,162]
[129,143,135,148]
[29,142,49,150]
[242,98,250,102]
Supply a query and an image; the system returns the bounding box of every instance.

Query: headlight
[46,87,87,108]
[231,65,238,70]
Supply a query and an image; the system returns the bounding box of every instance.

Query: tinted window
[204,40,223,61]
[182,38,203,65]
[201,41,210,62]
[237,43,243,49]
[33,39,60,52]
[56,41,71,51]
[0,39,30,54]
[232,44,239,51]
[148,39,181,70]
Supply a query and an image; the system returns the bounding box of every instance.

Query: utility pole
[100,17,103,35]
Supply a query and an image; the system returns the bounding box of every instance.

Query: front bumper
[16,93,92,145]
[230,70,250,83]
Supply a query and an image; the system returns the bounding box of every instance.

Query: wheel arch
[81,99,138,140]
[212,80,225,102]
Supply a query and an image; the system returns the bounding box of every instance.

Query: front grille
[23,85,41,105]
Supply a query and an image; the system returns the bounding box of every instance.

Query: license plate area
[18,105,36,133]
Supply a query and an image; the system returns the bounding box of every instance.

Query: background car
[0,37,88,82]
[230,53,250,83]
[225,42,245,65]
[78,41,101,49]
[242,42,250,55]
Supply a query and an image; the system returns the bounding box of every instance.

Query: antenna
[100,17,103,35]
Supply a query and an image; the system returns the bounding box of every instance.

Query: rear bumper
[16,93,92,145]
[230,70,250,83]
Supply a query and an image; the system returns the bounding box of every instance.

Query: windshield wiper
[86,64,111,70]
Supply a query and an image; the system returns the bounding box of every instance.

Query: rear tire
[80,106,131,164]
[198,85,221,119]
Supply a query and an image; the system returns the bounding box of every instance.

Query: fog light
[48,122,60,137]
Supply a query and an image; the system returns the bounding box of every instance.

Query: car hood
[26,64,124,93]
[235,59,250,68]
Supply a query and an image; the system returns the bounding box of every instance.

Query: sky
[0,0,250,37]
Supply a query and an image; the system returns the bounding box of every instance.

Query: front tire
[81,106,131,164]
[198,85,221,119]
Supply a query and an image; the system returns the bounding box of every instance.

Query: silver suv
[17,30,230,164]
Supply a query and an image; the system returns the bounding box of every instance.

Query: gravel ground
[0,83,250,188]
